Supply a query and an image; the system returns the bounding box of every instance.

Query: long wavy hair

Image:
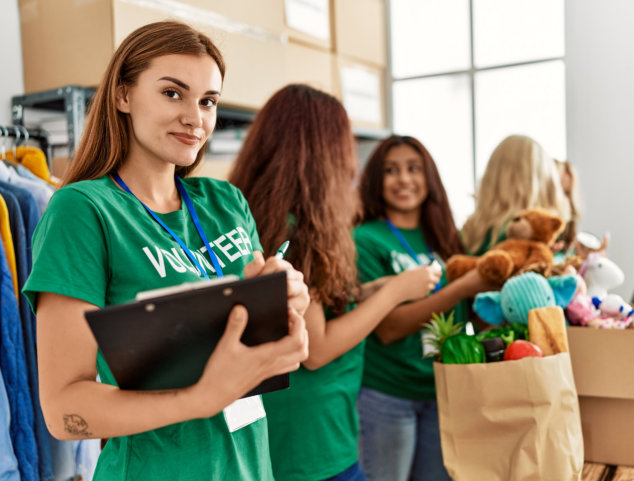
[63,21,225,185]
[359,135,464,260]
[462,135,570,254]
[555,159,582,251]
[229,84,358,314]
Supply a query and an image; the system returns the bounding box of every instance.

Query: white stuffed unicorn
[577,253,634,328]
[581,253,625,299]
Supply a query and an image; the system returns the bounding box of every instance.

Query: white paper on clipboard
[135,275,239,301]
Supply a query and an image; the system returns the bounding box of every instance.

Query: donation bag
[434,353,583,481]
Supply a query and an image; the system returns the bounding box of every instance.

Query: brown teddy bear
[446,208,565,284]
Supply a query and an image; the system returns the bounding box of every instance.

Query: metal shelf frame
[12,86,96,159]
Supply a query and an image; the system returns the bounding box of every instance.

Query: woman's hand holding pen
[243,250,310,316]
[190,304,308,418]
[183,244,311,417]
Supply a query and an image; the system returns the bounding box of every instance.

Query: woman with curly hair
[230,84,440,481]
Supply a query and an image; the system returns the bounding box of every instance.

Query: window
[390,0,566,226]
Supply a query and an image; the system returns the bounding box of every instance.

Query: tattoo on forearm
[63,414,92,437]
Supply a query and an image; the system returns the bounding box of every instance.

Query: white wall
[566,0,634,301]
[0,1,24,125]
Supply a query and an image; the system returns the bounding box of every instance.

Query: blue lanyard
[384,218,429,266]
[114,173,224,278]
[384,218,441,292]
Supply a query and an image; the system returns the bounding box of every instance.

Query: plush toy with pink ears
[567,253,634,328]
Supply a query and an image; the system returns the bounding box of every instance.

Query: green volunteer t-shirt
[263,310,364,481]
[23,176,273,481]
[353,218,468,400]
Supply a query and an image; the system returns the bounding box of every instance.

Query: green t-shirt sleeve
[354,228,389,283]
[23,187,109,311]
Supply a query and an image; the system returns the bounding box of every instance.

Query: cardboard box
[283,41,334,94]
[19,0,287,110]
[567,326,634,466]
[194,155,235,181]
[111,0,286,109]
[19,0,115,93]
[333,55,386,130]
[283,0,332,51]
[333,0,386,67]
[51,157,70,180]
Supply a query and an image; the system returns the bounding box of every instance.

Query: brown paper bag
[434,353,583,481]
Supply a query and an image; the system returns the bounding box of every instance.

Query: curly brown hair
[229,84,359,314]
[359,135,464,260]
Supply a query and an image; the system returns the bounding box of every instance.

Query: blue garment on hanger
[0,230,38,480]
[0,185,53,481]
[0,368,20,481]
[0,181,40,271]
[51,438,100,481]
[0,163,52,216]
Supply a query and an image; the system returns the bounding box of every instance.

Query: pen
[274,240,290,259]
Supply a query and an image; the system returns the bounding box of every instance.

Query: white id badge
[223,395,266,433]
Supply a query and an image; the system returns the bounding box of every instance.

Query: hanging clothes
[0,184,54,481]
[4,146,57,187]
[0,181,40,271]
[0,195,18,299]
[0,233,38,481]
[0,162,53,216]
[0,140,98,480]
[0,368,20,481]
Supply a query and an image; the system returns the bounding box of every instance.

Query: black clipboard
[85,271,289,396]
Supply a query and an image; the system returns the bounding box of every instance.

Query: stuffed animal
[565,275,597,326]
[446,208,564,284]
[580,252,624,298]
[566,254,633,328]
[473,272,578,325]
[592,294,634,320]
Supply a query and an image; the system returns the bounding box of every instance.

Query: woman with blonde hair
[23,21,309,480]
[461,134,570,255]
[554,159,582,253]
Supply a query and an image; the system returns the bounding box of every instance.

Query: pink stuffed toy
[565,275,597,326]
[568,253,634,328]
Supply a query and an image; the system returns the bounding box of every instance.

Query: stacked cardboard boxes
[18,0,387,130]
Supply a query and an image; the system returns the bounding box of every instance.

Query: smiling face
[116,53,222,170]
[382,143,428,218]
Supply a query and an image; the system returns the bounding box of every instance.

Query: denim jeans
[324,461,366,481]
[357,388,451,481]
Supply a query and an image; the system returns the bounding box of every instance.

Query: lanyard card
[223,395,266,432]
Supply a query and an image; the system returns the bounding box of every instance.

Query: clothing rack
[0,125,52,167]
